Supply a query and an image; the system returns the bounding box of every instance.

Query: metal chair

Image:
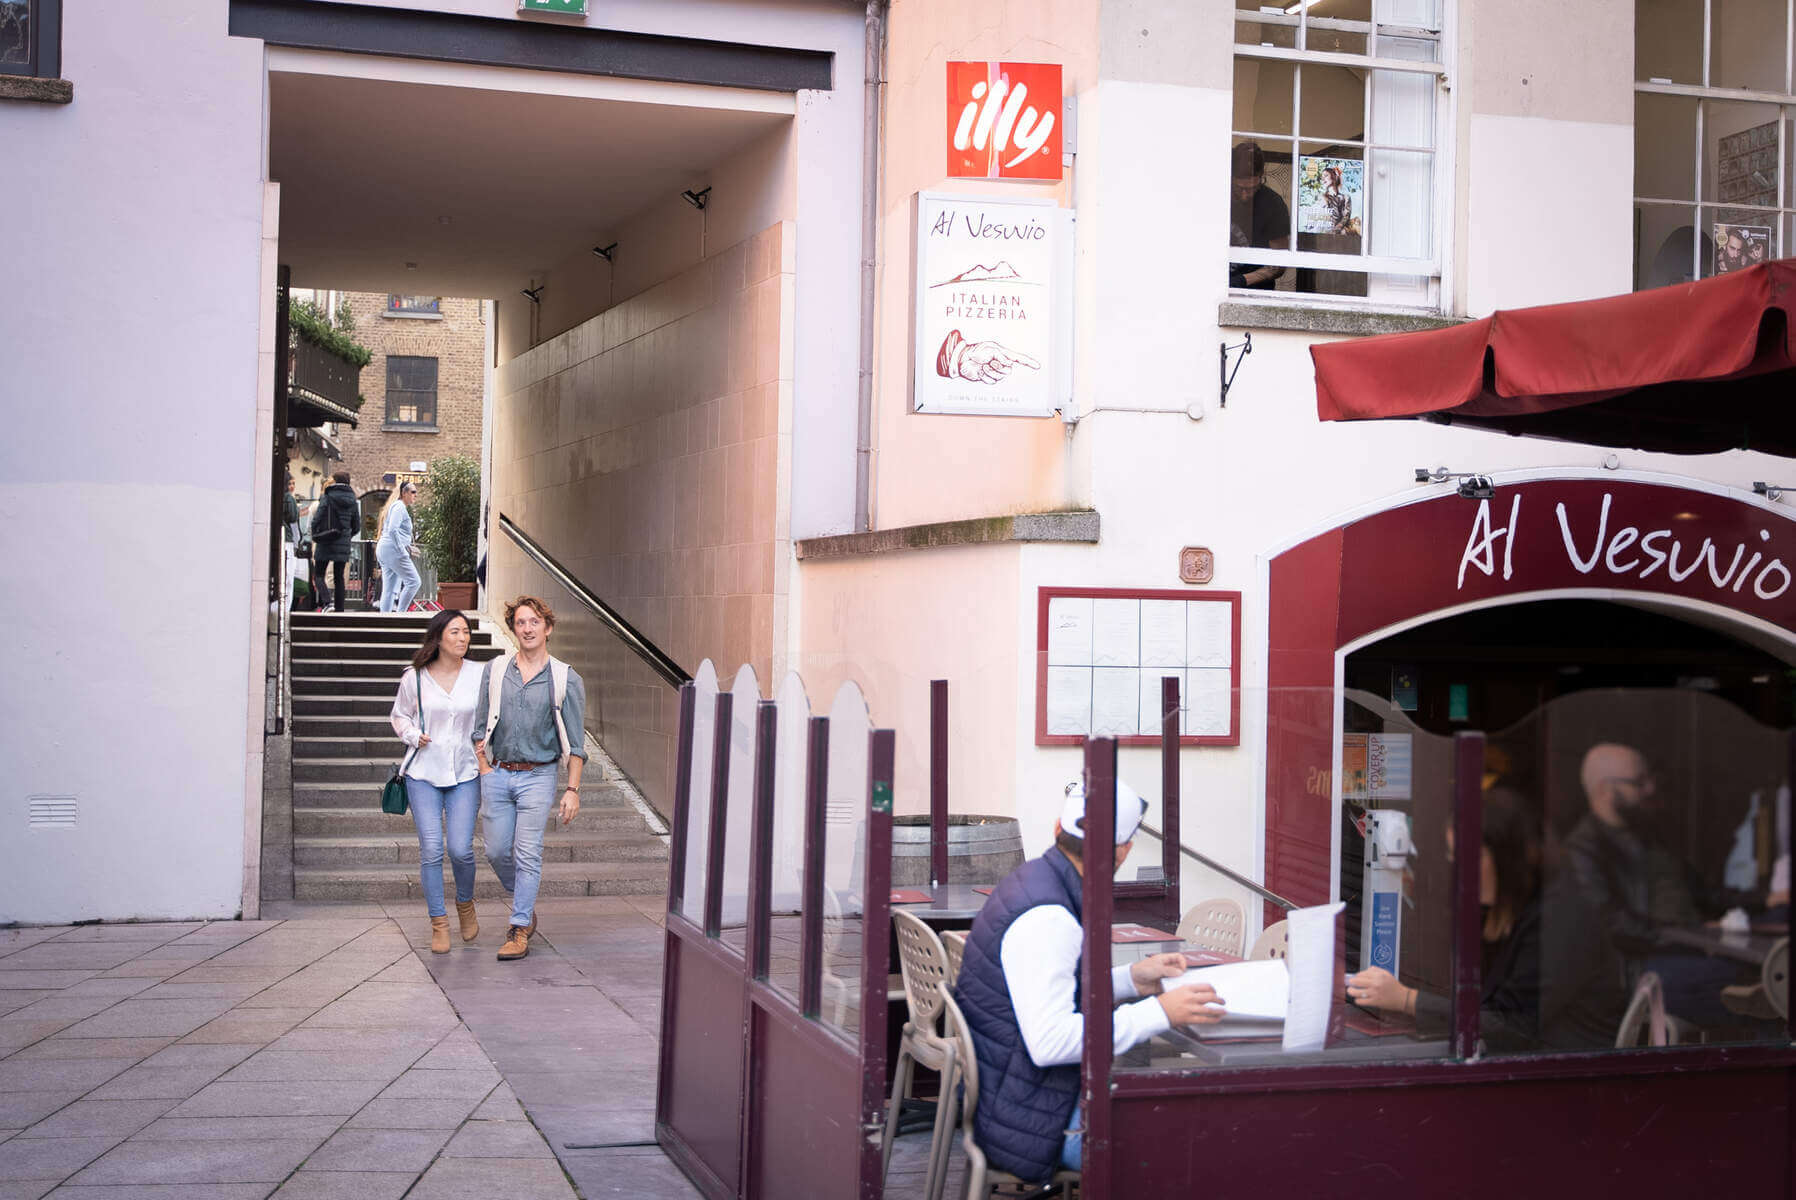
[1248,919,1289,960]
[938,983,1079,1200]
[1763,936,1789,1019]
[1616,970,1679,1047]
[883,910,956,1198]
[941,929,968,984]
[1176,897,1245,957]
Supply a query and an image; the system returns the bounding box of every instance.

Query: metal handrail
[497,512,692,689]
[1136,821,1298,912]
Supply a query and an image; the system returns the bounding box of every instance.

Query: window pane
[1372,57,1438,150]
[1637,0,1705,83]
[1295,143,1369,297]
[1368,148,1433,260]
[1235,57,1296,137]
[1309,0,1370,55]
[1704,206,1776,275]
[1636,202,1701,289]
[1635,92,1698,201]
[1300,63,1367,143]
[1704,102,1779,207]
[1236,9,1298,49]
[1375,0,1440,29]
[1710,0,1788,92]
[0,2,28,67]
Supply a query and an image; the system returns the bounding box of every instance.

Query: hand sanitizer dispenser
[1361,810,1411,974]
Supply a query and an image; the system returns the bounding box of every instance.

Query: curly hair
[504,595,556,631]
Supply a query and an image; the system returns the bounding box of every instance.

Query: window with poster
[1229,1,1450,309]
[1635,0,1794,289]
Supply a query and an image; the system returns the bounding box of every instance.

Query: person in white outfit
[376,481,422,613]
[391,608,485,952]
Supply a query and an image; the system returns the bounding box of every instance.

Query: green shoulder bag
[381,670,425,816]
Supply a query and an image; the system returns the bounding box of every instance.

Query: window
[385,356,438,428]
[0,0,60,78]
[1230,1,1449,308]
[1634,0,1795,288]
[385,295,442,316]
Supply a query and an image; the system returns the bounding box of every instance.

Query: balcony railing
[287,334,362,426]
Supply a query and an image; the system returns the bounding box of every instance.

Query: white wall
[0,0,268,922]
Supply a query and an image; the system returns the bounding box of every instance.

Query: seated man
[953,778,1225,1184]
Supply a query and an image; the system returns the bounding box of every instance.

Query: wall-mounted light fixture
[591,243,618,262]
[521,285,544,304]
[680,187,712,211]
[1414,466,1495,500]
[1753,481,1795,501]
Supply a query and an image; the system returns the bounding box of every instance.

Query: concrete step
[295,626,495,647]
[294,698,396,718]
[293,659,414,680]
[294,736,415,759]
[293,780,636,809]
[293,613,439,631]
[292,716,399,738]
[293,642,503,663]
[292,677,401,698]
[294,832,668,867]
[293,806,649,838]
[293,860,669,901]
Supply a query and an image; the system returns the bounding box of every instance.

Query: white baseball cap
[1060,776,1147,845]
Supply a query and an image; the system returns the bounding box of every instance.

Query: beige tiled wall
[490,222,794,807]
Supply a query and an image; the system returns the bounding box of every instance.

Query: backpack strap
[550,657,572,763]
[483,652,513,751]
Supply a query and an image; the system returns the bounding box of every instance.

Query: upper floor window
[385,356,438,429]
[1,0,60,78]
[1635,0,1795,288]
[1230,1,1450,309]
[385,295,442,317]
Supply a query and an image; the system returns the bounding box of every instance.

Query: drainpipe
[855,0,888,532]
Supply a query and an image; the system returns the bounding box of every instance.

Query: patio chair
[941,929,968,984]
[1248,919,1289,960]
[1616,970,1678,1047]
[883,910,956,1195]
[1176,898,1245,957]
[938,983,1080,1200]
[1765,936,1789,1020]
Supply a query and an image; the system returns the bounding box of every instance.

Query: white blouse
[390,659,484,787]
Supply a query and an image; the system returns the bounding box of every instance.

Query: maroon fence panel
[930,680,949,885]
[1450,731,1484,1061]
[1081,736,1118,1200]
[704,691,734,938]
[1158,674,1181,926]
[799,715,830,1019]
[857,729,896,1200]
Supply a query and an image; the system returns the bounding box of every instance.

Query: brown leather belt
[495,760,553,771]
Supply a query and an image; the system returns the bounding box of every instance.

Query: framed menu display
[1035,587,1241,747]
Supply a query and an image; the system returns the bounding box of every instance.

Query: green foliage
[290,298,373,370]
[414,455,481,582]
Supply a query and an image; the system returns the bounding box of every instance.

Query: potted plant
[414,454,481,611]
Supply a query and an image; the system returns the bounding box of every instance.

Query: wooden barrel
[890,815,1024,887]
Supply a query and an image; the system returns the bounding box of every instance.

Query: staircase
[289,612,668,901]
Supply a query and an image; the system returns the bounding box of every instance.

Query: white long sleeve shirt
[999,904,1171,1066]
[390,660,483,787]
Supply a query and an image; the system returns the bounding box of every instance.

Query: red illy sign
[946,61,1062,181]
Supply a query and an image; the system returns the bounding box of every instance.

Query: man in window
[1229,141,1290,290]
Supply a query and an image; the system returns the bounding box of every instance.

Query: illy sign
[947,61,1062,181]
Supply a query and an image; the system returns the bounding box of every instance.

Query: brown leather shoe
[526,911,538,939]
[497,924,531,961]
[429,916,451,955]
[455,900,479,942]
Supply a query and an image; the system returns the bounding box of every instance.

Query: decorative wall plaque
[1179,546,1214,585]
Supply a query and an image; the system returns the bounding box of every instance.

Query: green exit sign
[519,0,586,13]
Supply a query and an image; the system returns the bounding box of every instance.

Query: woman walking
[309,470,361,613]
[376,481,422,613]
[391,609,484,952]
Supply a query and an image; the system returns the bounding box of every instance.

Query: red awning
[1312,260,1796,455]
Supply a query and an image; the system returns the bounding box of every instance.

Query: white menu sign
[914,193,1062,417]
[1043,594,1236,740]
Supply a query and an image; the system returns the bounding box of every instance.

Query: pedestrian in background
[377,481,421,613]
[472,595,586,961]
[283,474,305,611]
[310,470,360,613]
[391,609,484,953]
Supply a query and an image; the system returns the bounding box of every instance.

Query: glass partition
[764,671,811,1000]
[716,665,760,950]
[821,681,871,1036]
[676,660,719,922]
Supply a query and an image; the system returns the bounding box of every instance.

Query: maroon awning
[1312,260,1796,455]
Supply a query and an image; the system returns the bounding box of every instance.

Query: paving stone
[0,948,142,973]
[0,1137,119,1182]
[57,978,161,999]
[168,1079,386,1119]
[0,1022,79,1056]
[378,1067,499,1101]
[411,1029,490,1072]
[134,1116,343,1142]
[136,1042,259,1072]
[0,973,100,991]
[92,963,185,981]
[64,1138,322,1185]
[132,982,270,1002]
[220,1050,420,1083]
[301,1128,451,1173]
[84,1067,236,1102]
[15,1099,179,1140]
[0,1180,52,1200]
[179,1007,315,1044]
[268,1171,413,1199]
[468,1083,524,1122]
[261,1029,440,1057]
[370,957,430,985]
[300,984,454,1029]
[0,1096,82,1131]
[0,930,69,958]
[0,995,62,1018]
[0,998,123,1024]
[6,1038,174,1062]
[0,1060,133,1094]
[166,967,297,986]
[441,1120,554,1158]
[48,925,202,943]
[343,1097,483,1130]
[559,1149,704,1200]
[405,1156,576,1199]
[58,1000,235,1039]
[44,1186,271,1199]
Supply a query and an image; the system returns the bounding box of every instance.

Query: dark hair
[332,470,351,485]
[411,610,470,671]
[1054,830,1084,863]
[1480,787,1540,931]
[1231,141,1265,178]
[505,595,556,631]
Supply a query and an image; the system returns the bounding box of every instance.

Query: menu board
[1036,588,1240,746]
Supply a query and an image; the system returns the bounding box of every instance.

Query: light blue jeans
[480,764,558,927]
[408,778,479,918]
[377,543,420,612]
[1062,1102,1082,1170]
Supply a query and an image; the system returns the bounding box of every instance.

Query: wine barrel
[890,814,1024,887]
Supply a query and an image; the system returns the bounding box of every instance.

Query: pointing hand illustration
[936,329,1042,385]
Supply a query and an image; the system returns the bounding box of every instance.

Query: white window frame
[1634,0,1796,285]
[1229,1,1458,311]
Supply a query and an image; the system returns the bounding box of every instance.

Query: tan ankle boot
[429,915,451,955]
[455,900,479,942]
[497,924,531,961]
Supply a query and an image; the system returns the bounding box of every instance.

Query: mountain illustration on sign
[932,260,1028,286]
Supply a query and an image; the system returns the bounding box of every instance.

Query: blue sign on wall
[1368,890,1399,969]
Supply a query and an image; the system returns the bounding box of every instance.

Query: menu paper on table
[1163,959,1288,1022]
[1281,901,1345,1053]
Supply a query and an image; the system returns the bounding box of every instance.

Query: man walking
[309,470,361,612]
[472,595,586,961]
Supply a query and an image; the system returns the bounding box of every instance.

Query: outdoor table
[887,883,991,923]
[1657,925,1786,965]
[1139,1022,1449,1068]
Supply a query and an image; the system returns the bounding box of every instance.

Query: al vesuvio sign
[946,61,1062,181]
[1335,479,1796,644]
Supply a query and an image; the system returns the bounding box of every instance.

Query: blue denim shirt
[472,656,587,764]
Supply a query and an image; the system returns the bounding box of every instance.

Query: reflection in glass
[1233,57,1296,137]
[765,672,811,999]
[1636,202,1701,290]
[1636,0,1705,84]
[1709,0,1788,93]
[1635,92,1699,202]
[0,2,26,67]
[678,661,720,921]
[821,681,871,1035]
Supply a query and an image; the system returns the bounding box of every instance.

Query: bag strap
[550,658,571,763]
[484,652,514,749]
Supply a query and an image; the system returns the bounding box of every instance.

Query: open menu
[1163,959,1287,1039]
[1160,902,1344,1050]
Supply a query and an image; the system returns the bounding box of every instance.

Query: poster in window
[1296,156,1363,236]
[1713,223,1771,274]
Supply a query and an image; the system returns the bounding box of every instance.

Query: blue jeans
[481,764,557,927]
[1062,1102,1082,1170]
[408,778,479,918]
[377,544,420,612]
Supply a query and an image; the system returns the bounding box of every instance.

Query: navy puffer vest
[952,847,1084,1182]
